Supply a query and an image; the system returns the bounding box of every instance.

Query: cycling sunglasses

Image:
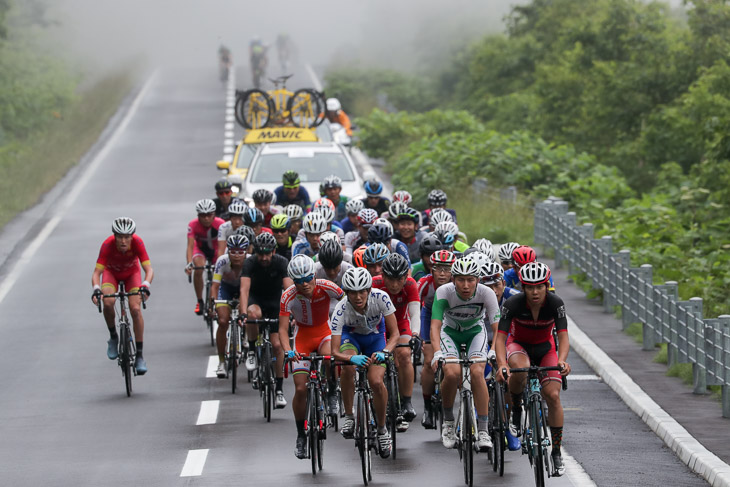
[228,249,247,256]
[283,184,300,189]
[293,275,314,284]
[217,190,232,195]
[272,228,289,234]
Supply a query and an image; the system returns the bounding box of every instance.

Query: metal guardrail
[535,197,730,418]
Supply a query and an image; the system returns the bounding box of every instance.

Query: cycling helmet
[196,198,216,214]
[252,188,274,204]
[234,225,256,244]
[358,208,379,226]
[428,189,448,207]
[363,243,389,265]
[481,261,505,285]
[282,170,300,186]
[253,232,277,253]
[227,200,247,216]
[112,217,136,235]
[519,262,551,286]
[433,221,457,245]
[288,254,316,280]
[323,174,343,189]
[326,98,342,112]
[398,206,420,223]
[342,267,372,292]
[451,258,480,277]
[498,242,520,263]
[420,233,444,255]
[368,223,393,244]
[346,199,364,216]
[313,199,336,223]
[363,179,383,196]
[429,208,453,226]
[214,178,233,192]
[243,207,265,226]
[270,213,291,230]
[285,204,304,221]
[374,217,394,235]
[318,239,344,269]
[319,231,340,245]
[382,253,410,278]
[513,245,537,266]
[302,212,327,234]
[467,251,491,275]
[352,245,367,268]
[388,202,408,220]
[392,190,413,206]
[472,238,496,261]
[226,234,249,250]
[319,182,325,197]
[430,249,456,266]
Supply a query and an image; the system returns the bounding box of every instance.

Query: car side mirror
[216,160,230,172]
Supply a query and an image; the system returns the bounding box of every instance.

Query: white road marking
[180,449,208,477]
[223,155,233,162]
[0,71,159,306]
[196,400,220,425]
[225,123,234,130]
[224,131,234,138]
[206,356,218,378]
[225,108,234,116]
[225,115,234,122]
[223,146,234,154]
[563,449,597,487]
[223,139,234,147]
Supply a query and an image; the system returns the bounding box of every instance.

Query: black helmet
[318,239,343,269]
[282,170,300,186]
[419,233,443,255]
[243,208,265,226]
[428,189,447,207]
[253,232,277,253]
[381,253,410,278]
[367,223,392,244]
[215,178,233,192]
[252,189,274,204]
[234,224,257,243]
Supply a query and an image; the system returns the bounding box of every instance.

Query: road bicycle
[431,359,444,433]
[353,365,380,485]
[214,298,243,393]
[411,334,423,383]
[97,281,146,397]
[383,342,414,460]
[248,318,279,422]
[487,354,507,476]
[188,263,215,346]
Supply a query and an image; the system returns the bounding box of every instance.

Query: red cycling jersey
[188,217,224,260]
[95,235,150,278]
[417,274,437,309]
[372,275,419,336]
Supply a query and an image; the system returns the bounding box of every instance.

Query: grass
[451,191,534,246]
[0,69,136,230]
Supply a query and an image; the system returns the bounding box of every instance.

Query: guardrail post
[720,315,730,418]
[614,250,631,328]
[563,212,577,275]
[501,186,517,205]
[678,297,707,394]
[660,281,680,367]
[472,178,488,204]
[594,236,613,312]
[552,201,569,269]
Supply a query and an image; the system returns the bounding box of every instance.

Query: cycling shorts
[215,282,240,308]
[420,306,432,342]
[439,325,488,361]
[101,268,141,293]
[340,329,386,358]
[193,242,215,262]
[248,294,280,332]
[506,336,560,385]
[291,328,331,374]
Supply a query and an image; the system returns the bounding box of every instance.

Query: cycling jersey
[241,254,289,302]
[499,286,521,305]
[344,230,366,253]
[360,197,391,215]
[497,292,567,345]
[339,217,357,234]
[274,186,312,211]
[328,196,349,221]
[388,238,413,265]
[314,261,353,288]
[217,220,243,244]
[212,254,242,286]
[291,239,318,258]
[295,226,345,244]
[432,283,500,332]
[504,268,554,291]
[188,217,225,261]
[214,197,242,221]
[396,230,427,263]
[95,235,150,277]
[411,261,428,282]
[371,275,419,337]
[280,279,343,328]
[276,238,292,261]
[330,289,395,336]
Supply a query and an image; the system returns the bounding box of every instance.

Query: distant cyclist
[216,200,248,257]
[422,189,457,227]
[344,208,377,253]
[274,170,312,211]
[392,205,426,263]
[363,242,389,277]
[92,217,153,375]
[242,207,273,237]
[411,233,443,281]
[270,214,293,261]
[186,199,225,315]
[292,212,327,257]
[251,189,279,228]
[322,174,349,221]
[339,199,364,234]
[325,98,353,136]
[360,178,390,215]
[213,179,240,221]
[249,36,268,87]
[218,44,232,81]
[315,239,353,287]
[498,242,520,272]
[284,204,304,236]
[368,222,411,265]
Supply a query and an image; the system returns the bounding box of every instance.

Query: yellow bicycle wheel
[236,89,274,129]
[288,89,326,128]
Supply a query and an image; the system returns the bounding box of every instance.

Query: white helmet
[195,198,216,214]
[430,208,453,226]
[227,200,247,216]
[451,258,480,277]
[481,261,505,285]
[472,238,496,262]
[434,221,459,240]
[303,212,327,234]
[373,217,394,235]
[498,242,520,263]
[285,204,304,221]
[342,267,372,291]
[313,202,336,223]
[467,251,490,276]
[319,231,340,246]
[287,254,316,280]
[112,217,136,235]
[392,190,413,206]
[326,97,342,112]
[346,199,364,215]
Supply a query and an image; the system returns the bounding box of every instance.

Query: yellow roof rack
[244,127,319,144]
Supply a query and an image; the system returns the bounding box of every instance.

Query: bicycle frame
[354,366,377,485]
[189,263,216,346]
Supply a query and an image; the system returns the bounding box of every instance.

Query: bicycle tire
[463,392,474,487]
[120,323,133,397]
[238,89,274,129]
[309,387,318,474]
[539,400,552,480]
[317,387,325,471]
[493,382,506,476]
[531,400,545,487]
[229,326,238,394]
[386,366,399,460]
[288,89,325,128]
[262,344,273,422]
[356,392,369,485]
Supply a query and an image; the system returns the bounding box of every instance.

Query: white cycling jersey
[432,283,500,331]
[212,254,241,286]
[314,260,353,288]
[330,289,395,336]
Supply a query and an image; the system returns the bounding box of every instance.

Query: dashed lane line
[180,449,209,477]
[196,400,220,426]
[206,356,218,378]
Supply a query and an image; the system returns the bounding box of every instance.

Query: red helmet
[430,249,456,266]
[352,245,368,268]
[512,245,536,266]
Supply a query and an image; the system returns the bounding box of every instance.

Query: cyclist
[330,267,400,458]
[275,33,290,71]
[339,199,364,234]
[431,258,500,452]
[422,189,457,226]
[285,204,304,236]
[186,199,225,315]
[422,207,453,233]
[503,245,555,291]
[92,217,153,375]
[494,262,571,476]
[360,178,390,215]
[210,235,249,378]
[411,233,443,281]
[218,44,232,81]
[363,242,389,277]
[322,174,349,221]
[311,197,345,237]
[417,249,455,428]
[324,98,352,136]
[216,200,248,257]
[292,212,327,257]
[344,208,377,253]
[372,253,420,424]
[280,255,344,459]
[240,232,293,407]
[393,206,426,263]
[243,207,272,237]
[315,239,353,287]
[249,36,268,87]
[471,238,497,263]
[352,244,367,268]
[274,170,312,211]
[270,214,293,260]
[251,189,279,227]
[434,221,469,254]
[213,179,239,221]
[368,222,411,265]
[392,190,412,206]
[233,225,256,255]
[498,242,520,272]
[481,261,520,305]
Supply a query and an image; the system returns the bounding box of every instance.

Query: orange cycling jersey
[95,234,150,277]
[280,279,344,329]
[327,111,352,136]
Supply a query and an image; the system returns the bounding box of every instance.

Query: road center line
[206,356,218,378]
[180,449,209,477]
[196,400,220,425]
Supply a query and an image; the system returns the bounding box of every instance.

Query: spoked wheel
[288,89,325,128]
[120,325,132,397]
[309,389,318,474]
[386,372,399,460]
[262,344,273,422]
[531,404,545,487]
[237,89,274,129]
[462,396,474,486]
[229,328,238,394]
[205,300,215,347]
[490,383,506,476]
[356,394,371,485]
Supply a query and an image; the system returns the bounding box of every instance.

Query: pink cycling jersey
[188,217,224,259]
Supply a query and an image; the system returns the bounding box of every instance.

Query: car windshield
[235,144,256,169]
[250,151,355,183]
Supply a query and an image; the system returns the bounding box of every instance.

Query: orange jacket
[328,110,352,136]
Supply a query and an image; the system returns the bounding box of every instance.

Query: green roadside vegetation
[0,1,135,229]
[324,0,730,397]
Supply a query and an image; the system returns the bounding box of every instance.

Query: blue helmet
[364,179,383,196]
[363,243,390,265]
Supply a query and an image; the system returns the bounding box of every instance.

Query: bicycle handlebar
[245,318,279,324]
[442,357,488,365]
[186,263,214,283]
[507,365,564,374]
[96,290,147,313]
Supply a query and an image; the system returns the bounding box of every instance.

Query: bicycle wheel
[317,388,325,471]
[238,89,274,129]
[491,382,506,476]
[356,392,369,486]
[288,89,325,128]
[462,393,474,487]
[539,400,552,480]
[530,400,545,487]
[262,344,273,421]
[386,367,399,460]
[308,387,318,474]
[120,324,133,397]
[229,327,238,394]
[205,298,214,347]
